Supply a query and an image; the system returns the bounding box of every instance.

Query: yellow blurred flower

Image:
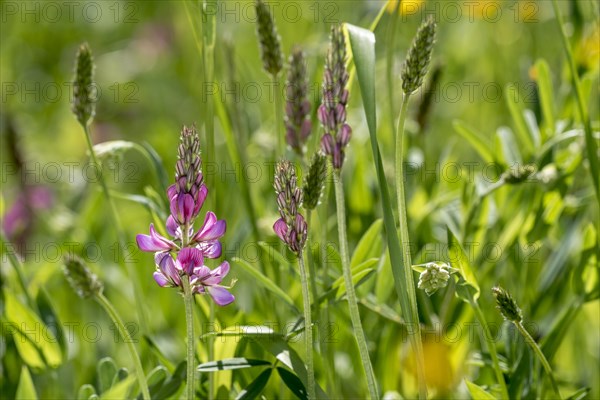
[386,0,425,16]
[465,0,502,20]
[576,23,600,72]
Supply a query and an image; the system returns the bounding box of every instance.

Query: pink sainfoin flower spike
[318,25,351,170]
[136,125,234,306]
[273,160,307,253]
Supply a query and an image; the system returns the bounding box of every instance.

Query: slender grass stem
[470,299,509,399]
[551,0,600,204]
[395,93,427,398]
[273,73,284,155]
[515,322,562,399]
[333,172,378,400]
[96,293,150,400]
[182,277,196,400]
[81,125,148,331]
[298,252,316,400]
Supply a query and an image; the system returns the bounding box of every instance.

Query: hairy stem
[334,172,378,399]
[470,299,509,399]
[395,93,427,398]
[298,252,316,400]
[182,278,196,400]
[516,322,562,399]
[96,293,150,400]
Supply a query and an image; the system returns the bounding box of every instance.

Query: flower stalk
[493,286,561,399]
[333,173,378,399]
[395,18,437,398]
[63,256,151,400]
[272,160,315,399]
[71,43,148,331]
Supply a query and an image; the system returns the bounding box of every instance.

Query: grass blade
[346,23,426,398]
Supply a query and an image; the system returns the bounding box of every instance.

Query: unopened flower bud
[492,286,522,323]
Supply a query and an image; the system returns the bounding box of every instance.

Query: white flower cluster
[417,262,452,296]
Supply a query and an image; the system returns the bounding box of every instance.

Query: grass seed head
[72,43,95,127]
[63,255,103,299]
[402,17,437,95]
[255,0,283,76]
[492,286,523,323]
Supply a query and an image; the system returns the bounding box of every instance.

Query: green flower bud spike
[492,286,562,399]
[72,43,95,127]
[303,152,328,211]
[63,255,103,299]
[401,17,437,95]
[255,0,283,77]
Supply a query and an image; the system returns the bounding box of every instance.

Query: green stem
[273,73,284,155]
[207,301,215,400]
[395,93,427,399]
[81,125,148,331]
[298,252,316,400]
[182,277,196,400]
[333,173,378,399]
[96,293,150,400]
[516,322,562,399]
[470,300,509,399]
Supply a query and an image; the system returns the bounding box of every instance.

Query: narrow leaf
[197,358,271,372]
[232,257,297,310]
[534,59,556,141]
[277,367,308,400]
[350,219,383,268]
[453,120,496,163]
[235,368,272,400]
[16,366,38,400]
[465,380,497,399]
[447,228,480,301]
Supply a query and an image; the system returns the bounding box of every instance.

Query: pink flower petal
[202,261,230,285]
[153,271,170,287]
[177,247,204,275]
[166,215,179,237]
[193,212,226,242]
[273,218,288,242]
[208,286,235,306]
[197,240,222,259]
[136,224,175,252]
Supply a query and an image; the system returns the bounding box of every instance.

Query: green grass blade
[452,120,496,164]
[346,23,426,398]
[232,257,297,311]
[551,0,600,204]
[505,84,535,156]
[534,59,556,141]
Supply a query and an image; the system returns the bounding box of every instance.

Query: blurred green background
[1,0,599,398]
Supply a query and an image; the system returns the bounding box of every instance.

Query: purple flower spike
[319,25,351,170]
[136,224,177,252]
[136,125,234,306]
